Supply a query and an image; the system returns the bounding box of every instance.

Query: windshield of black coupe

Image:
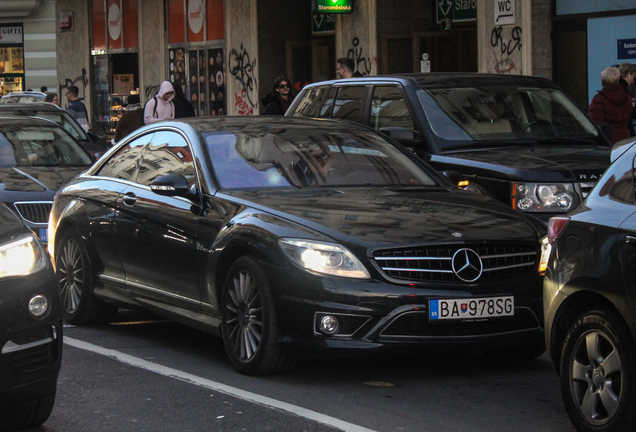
[204,129,437,189]
[417,85,599,148]
[0,126,93,168]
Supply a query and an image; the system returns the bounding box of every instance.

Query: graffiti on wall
[229,44,257,113]
[144,84,161,101]
[60,68,89,98]
[347,37,371,76]
[490,26,522,74]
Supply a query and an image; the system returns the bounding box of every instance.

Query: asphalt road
[25,310,576,432]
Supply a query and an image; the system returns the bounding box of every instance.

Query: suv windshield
[204,129,437,189]
[417,86,599,148]
[0,125,93,168]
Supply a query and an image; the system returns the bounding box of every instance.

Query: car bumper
[270,265,544,354]
[0,265,63,402]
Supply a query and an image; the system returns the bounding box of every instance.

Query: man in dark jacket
[172,82,196,118]
[588,66,632,144]
[114,94,144,143]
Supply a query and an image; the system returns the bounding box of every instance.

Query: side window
[332,86,366,122]
[95,133,154,181]
[292,86,328,118]
[370,86,414,131]
[136,131,197,187]
[319,86,338,118]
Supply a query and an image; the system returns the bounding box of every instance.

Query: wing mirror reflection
[150,174,191,197]
[379,127,422,146]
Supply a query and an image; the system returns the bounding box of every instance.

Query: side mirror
[379,127,422,145]
[150,174,190,197]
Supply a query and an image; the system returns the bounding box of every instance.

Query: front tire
[0,392,55,431]
[221,256,296,375]
[559,309,636,432]
[56,230,118,325]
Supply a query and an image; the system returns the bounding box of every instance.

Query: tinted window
[370,86,414,130]
[292,86,329,118]
[0,125,92,168]
[95,133,153,181]
[136,131,197,187]
[319,86,338,118]
[203,129,436,190]
[332,86,366,121]
[34,111,88,141]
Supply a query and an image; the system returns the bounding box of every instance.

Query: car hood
[430,145,610,182]
[0,167,86,193]
[223,187,541,248]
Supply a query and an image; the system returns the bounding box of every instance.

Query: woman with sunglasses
[262,75,294,115]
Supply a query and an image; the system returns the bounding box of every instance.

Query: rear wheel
[559,309,636,432]
[0,392,55,431]
[56,230,117,325]
[221,256,296,375]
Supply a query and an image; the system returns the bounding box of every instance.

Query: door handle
[626,235,636,245]
[122,192,137,206]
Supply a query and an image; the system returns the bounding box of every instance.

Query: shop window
[187,0,205,43]
[169,0,224,44]
[107,0,123,49]
[92,0,138,50]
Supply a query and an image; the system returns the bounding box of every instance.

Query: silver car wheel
[224,270,263,362]
[569,329,622,426]
[58,237,84,314]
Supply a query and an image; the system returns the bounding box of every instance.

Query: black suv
[288,73,612,222]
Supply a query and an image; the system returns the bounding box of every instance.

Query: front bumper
[270,264,544,354]
[0,264,63,403]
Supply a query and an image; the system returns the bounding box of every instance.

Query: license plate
[429,296,514,320]
[38,228,47,242]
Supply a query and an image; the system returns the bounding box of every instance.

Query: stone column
[55,0,90,111]
[477,0,532,75]
[138,0,166,104]
[335,0,377,76]
[225,0,259,115]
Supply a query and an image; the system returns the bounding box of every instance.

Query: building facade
[51,0,632,138]
[0,0,57,95]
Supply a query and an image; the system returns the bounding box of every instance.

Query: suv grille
[373,243,537,283]
[13,202,52,224]
[578,181,596,199]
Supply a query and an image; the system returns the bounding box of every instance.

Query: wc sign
[494,0,515,25]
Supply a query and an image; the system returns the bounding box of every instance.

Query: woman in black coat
[261,75,294,115]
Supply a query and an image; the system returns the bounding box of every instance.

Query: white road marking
[64,337,377,432]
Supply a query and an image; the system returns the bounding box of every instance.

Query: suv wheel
[559,309,636,432]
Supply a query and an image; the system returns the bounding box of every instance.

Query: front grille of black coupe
[373,243,538,283]
[379,308,540,339]
[13,201,53,224]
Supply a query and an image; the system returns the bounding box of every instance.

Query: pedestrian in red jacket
[588,66,632,144]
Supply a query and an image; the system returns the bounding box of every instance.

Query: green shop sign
[436,0,476,23]
[316,0,353,14]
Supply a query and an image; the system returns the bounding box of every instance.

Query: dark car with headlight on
[0,203,62,430]
[0,116,94,244]
[287,73,612,222]
[544,136,636,432]
[49,116,547,375]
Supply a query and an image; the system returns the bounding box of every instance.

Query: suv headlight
[0,234,47,278]
[279,239,370,279]
[512,183,579,213]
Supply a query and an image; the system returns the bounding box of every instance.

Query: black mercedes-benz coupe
[544,136,636,432]
[0,203,62,431]
[49,116,547,375]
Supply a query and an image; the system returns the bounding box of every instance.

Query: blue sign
[618,38,636,60]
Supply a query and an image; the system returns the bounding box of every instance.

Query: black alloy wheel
[221,255,296,375]
[560,309,636,432]
[56,230,117,325]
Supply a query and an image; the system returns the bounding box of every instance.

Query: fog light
[320,315,339,335]
[556,192,573,210]
[517,197,534,210]
[28,295,48,317]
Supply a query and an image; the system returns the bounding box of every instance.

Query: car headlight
[0,234,47,278]
[279,239,370,279]
[513,183,579,213]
